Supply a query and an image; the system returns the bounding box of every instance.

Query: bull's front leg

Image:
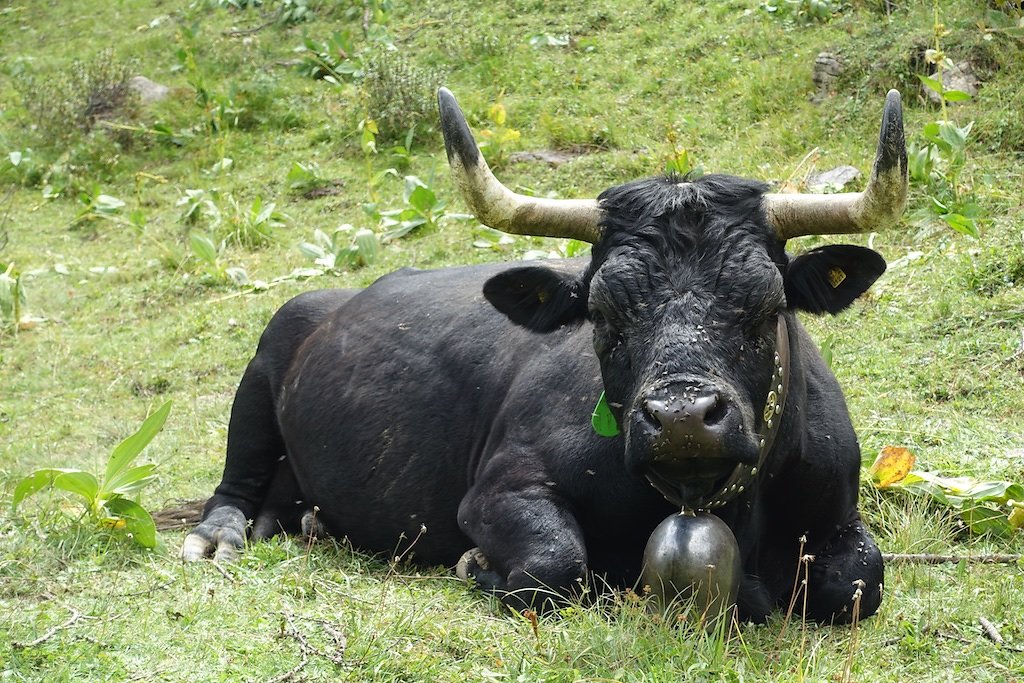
[801,517,884,624]
[456,483,589,611]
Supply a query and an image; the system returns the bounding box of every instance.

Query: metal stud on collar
[698,315,791,511]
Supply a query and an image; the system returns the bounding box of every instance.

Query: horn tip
[876,89,907,179]
[437,87,481,168]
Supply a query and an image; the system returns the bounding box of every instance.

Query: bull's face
[438,86,906,509]
[483,175,885,509]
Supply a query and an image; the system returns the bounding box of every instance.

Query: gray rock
[129,76,170,105]
[925,61,980,104]
[812,52,843,99]
[807,165,861,192]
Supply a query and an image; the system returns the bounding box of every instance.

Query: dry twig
[882,553,1023,565]
[12,607,87,649]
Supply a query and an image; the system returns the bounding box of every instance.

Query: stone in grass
[812,52,844,100]
[129,76,170,105]
[924,61,980,105]
[806,165,862,193]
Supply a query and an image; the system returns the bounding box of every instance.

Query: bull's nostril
[699,395,728,426]
[643,398,670,429]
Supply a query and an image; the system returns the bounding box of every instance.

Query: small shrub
[189,232,251,286]
[361,52,444,141]
[14,48,140,146]
[299,224,381,271]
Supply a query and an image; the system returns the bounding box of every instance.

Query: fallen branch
[882,553,1023,565]
[11,607,85,649]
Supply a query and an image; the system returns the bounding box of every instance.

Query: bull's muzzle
[639,385,754,464]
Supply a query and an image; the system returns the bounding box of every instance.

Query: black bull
[183,89,908,623]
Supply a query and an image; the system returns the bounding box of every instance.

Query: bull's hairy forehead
[590,238,784,318]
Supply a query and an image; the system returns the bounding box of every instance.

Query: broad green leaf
[103,401,172,489]
[104,463,158,497]
[52,470,100,503]
[254,199,277,225]
[407,185,438,215]
[353,229,379,266]
[961,505,1013,537]
[382,218,427,242]
[105,496,158,548]
[942,89,972,103]
[917,74,944,94]
[298,241,327,260]
[190,233,219,265]
[938,121,968,152]
[1009,505,1024,531]
[13,469,65,509]
[402,175,429,204]
[921,122,946,149]
[941,213,979,238]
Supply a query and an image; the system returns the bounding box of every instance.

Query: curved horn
[765,89,908,240]
[438,88,604,243]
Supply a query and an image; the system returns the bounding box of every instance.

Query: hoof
[181,506,247,563]
[300,510,327,541]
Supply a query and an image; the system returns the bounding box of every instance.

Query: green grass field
[2,1,1023,680]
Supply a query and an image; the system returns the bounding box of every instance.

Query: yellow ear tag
[827,267,847,289]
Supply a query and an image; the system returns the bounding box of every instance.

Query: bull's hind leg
[182,290,355,563]
[182,355,287,562]
[802,518,884,624]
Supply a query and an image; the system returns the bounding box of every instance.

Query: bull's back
[275,262,587,564]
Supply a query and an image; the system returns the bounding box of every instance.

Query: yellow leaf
[869,446,916,488]
[1009,505,1024,531]
[489,102,506,127]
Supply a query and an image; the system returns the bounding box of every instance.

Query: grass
[2,0,1023,680]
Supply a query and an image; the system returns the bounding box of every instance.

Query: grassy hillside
[2,0,1023,680]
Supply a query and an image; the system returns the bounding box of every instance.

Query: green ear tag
[591,391,621,437]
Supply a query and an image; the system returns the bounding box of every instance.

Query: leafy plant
[663,123,703,178]
[375,175,470,241]
[0,262,29,334]
[12,401,171,549]
[298,224,380,271]
[178,189,286,249]
[278,0,314,24]
[286,160,337,196]
[70,186,128,230]
[760,0,841,24]
[297,31,362,82]
[869,446,1024,537]
[189,232,250,286]
[908,9,983,238]
[477,98,521,169]
[219,195,287,249]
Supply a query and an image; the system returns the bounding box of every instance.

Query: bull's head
[439,88,907,510]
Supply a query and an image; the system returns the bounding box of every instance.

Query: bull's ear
[483,266,588,332]
[785,245,886,315]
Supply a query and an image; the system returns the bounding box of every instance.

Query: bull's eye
[591,310,624,356]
